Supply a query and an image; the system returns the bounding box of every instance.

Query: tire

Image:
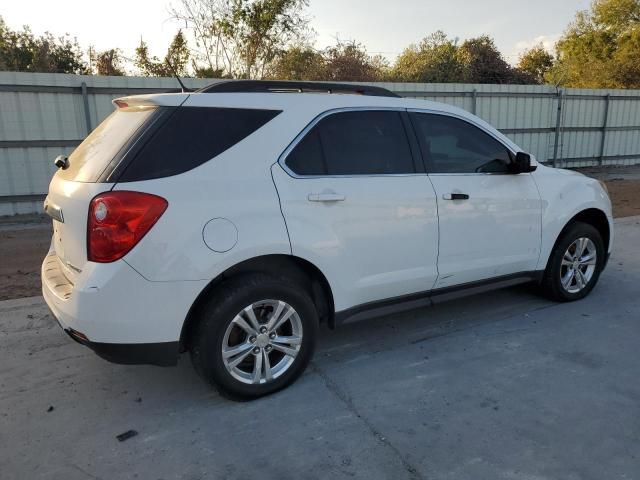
[189,273,319,399]
[541,221,605,302]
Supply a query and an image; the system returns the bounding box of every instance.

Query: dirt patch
[0,224,51,301]
[603,179,640,218]
[0,174,638,302]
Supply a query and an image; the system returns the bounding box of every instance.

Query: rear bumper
[42,250,207,366]
[45,285,180,367]
[64,325,178,366]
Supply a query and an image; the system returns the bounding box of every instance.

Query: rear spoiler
[112,93,190,109]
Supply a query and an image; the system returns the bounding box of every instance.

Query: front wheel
[541,221,605,302]
[190,274,319,399]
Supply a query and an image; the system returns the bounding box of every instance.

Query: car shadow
[65,283,552,407]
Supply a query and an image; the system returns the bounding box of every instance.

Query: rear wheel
[541,222,605,301]
[190,274,318,399]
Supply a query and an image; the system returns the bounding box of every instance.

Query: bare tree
[170,0,310,79]
[170,0,234,75]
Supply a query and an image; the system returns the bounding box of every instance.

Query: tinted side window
[117,107,281,181]
[285,110,415,176]
[410,113,512,173]
[285,129,326,175]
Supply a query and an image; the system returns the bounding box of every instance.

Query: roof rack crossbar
[196,80,400,98]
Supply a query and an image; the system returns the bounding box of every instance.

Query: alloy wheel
[221,300,303,385]
[560,237,597,294]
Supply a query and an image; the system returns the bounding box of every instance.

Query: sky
[2,0,592,65]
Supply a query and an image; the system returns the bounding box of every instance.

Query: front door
[409,111,542,288]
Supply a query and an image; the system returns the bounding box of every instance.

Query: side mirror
[513,152,536,173]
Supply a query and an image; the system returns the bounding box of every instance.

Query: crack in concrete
[70,463,104,480]
[310,362,425,480]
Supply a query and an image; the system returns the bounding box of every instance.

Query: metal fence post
[598,94,611,166]
[80,81,92,135]
[552,89,563,168]
[471,89,478,115]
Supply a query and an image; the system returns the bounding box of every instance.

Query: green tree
[135,30,190,77]
[191,63,227,78]
[266,45,326,80]
[0,16,86,73]
[458,35,533,84]
[390,31,463,82]
[91,48,126,76]
[517,44,554,84]
[549,0,640,88]
[391,32,536,84]
[322,40,387,82]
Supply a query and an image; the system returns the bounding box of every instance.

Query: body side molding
[334,271,544,326]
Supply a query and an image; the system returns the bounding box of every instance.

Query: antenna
[165,59,191,93]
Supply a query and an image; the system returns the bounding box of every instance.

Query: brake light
[87,191,168,263]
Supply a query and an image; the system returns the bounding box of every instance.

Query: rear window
[59,106,157,182]
[116,107,281,182]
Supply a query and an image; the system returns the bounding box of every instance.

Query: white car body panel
[40,89,614,352]
[42,249,207,343]
[531,164,614,270]
[272,165,439,311]
[116,129,293,282]
[44,176,114,283]
[428,172,542,287]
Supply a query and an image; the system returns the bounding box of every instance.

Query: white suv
[42,81,613,398]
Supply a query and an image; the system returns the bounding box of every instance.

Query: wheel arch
[569,208,610,252]
[544,207,611,272]
[179,254,335,351]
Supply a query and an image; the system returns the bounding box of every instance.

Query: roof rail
[195,80,400,98]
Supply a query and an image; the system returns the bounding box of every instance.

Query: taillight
[87,191,168,263]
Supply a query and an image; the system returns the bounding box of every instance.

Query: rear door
[409,111,542,288]
[272,109,439,312]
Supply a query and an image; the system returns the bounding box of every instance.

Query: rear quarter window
[115,107,281,182]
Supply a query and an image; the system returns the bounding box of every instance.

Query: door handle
[442,193,469,200]
[307,192,346,202]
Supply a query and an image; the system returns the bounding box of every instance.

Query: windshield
[57,106,156,182]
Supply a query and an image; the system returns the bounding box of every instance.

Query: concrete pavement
[1,216,639,480]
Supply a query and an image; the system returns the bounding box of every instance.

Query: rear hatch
[45,103,159,283]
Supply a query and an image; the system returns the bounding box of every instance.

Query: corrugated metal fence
[1,72,640,215]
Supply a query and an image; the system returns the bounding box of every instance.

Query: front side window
[410,113,513,174]
[285,110,416,176]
